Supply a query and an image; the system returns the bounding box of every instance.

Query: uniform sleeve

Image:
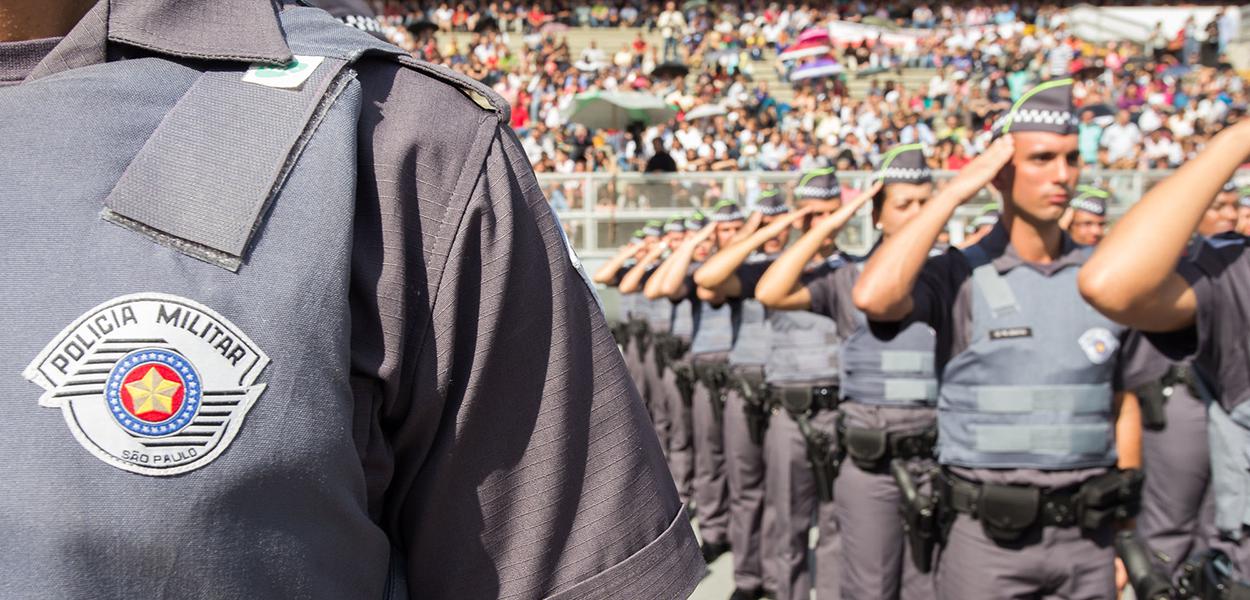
[804,268,840,319]
[867,249,968,351]
[733,260,770,299]
[352,62,702,600]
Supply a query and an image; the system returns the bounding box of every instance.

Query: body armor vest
[839,263,939,407]
[937,245,1124,470]
[689,301,736,357]
[764,310,840,387]
[671,299,696,342]
[728,299,770,367]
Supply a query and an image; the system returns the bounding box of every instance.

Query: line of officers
[593,80,1250,600]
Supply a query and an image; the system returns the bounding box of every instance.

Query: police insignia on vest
[989,327,1033,340]
[1078,327,1120,365]
[23,293,269,476]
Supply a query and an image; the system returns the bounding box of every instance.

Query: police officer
[747,168,852,600]
[652,202,747,562]
[1236,187,1250,237]
[1113,189,1242,579]
[854,80,1145,599]
[0,2,703,597]
[593,229,650,397]
[1064,185,1111,246]
[695,190,805,600]
[1081,120,1250,578]
[755,144,939,600]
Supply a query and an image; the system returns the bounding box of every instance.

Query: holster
[1179,549,1250,600]
[735,371,769,444]
[779,386,840,503]
[694,362,730,424]
[892,459,939,573]
[673,363,695,408]
[1114,531,1173,600]
[1136,364,1203,431]
[1075,468,1143,530]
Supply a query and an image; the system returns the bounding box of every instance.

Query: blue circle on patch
[106,348,202,437]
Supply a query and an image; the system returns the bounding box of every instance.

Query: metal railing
[541,169,1223,262]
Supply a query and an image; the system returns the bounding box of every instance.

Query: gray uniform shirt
[0,2,700,598]
[1151,233,1250,410]
[871,224,1137,488]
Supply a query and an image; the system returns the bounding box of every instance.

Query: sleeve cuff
[545,503,705,600]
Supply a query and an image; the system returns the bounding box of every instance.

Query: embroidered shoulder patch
[23,293,268,476]
[1078,327,1119,365]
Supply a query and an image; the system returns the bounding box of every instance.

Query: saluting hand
[940,136,1014,205]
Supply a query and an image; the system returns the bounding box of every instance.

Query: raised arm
[592,242,642,284]
[756,183,880,310]
[694,208,810,296]
[619,241,666,294]
[853,137,1015,321]
[653,223,716,300]
[1079,119,1250,331]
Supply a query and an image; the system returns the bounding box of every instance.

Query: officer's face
[1236,205,1250,237]
[760,213,792,254]
[664,231,683,251]
[693,236,715,261]
[995,132,1080,224]
[1199,192,1239,237]
[714,220,743,250]
[799,198,843,249]
[1068,211,1107,245]
[877,182,932,238]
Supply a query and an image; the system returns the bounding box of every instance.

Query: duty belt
[940,468,1143,544]
[772,385,839,416]
[837,417,936,473]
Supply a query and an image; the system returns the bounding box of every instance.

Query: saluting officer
[695,190,800,597]
[747,168,852,600]
[1064,185,1111,246]
[594,228,652,414]
[0,1,703,598]
[755,144,939,600]
[853,80,1145,599]
[1127,180,1244,577]
[619,220,676,460]
[652,201,748,562]
[695,190,801,600]
[1081,120,1250,578]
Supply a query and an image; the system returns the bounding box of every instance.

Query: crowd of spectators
[364,1,1247,207]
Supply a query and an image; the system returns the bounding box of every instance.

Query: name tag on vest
[989,327,1033,340]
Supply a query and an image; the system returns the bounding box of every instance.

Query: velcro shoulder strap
[102,54,354,271]
[961,244,1020,317]
[100,7,506,272]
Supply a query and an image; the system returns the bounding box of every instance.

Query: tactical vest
[764,309,840,387]
[937,245,1123,470]
[839,264,939,407]
[645,296,671,334]
[671,299,696,342]
[0,8,467,597]
[728,299,770,367]
[689,301,736,357]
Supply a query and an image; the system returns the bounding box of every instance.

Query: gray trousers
[935,515,1115,599]
[724,388,774,592]
[1138,387,1214,575]
[692,379,730,545]
[664,359,694,503]
[642,344,670,458]
[764,408,840,600]
[832,457,936,600]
